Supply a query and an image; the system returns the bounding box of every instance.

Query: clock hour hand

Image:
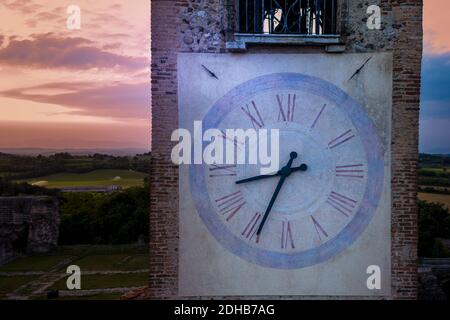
[235,163,307,185]
[235,172,280,184]
[290,163,308,173]
[256,152,297,236]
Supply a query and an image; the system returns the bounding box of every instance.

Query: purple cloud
[1,81,149,120]
[0,33,147,70]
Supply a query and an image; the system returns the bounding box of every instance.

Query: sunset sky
[0,0,149,151]
[421,0,450,153]
[0,1,448,153]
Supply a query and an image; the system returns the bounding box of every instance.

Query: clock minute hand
[256,152,298,236]
[256,174,287,236]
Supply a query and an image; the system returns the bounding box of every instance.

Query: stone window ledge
[226,34,344,52]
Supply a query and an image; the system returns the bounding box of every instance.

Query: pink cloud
[424,0,450,55]
[1,81,149,121]
[0,33,147,70]
[1,0,43,14]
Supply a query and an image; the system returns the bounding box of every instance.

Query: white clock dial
[204,88,368,254]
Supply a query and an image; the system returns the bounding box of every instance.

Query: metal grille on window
[237,0,338,35]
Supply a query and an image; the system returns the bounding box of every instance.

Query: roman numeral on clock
[310,104,326,129]
[215,191,246,221]
[209,164,237,177]
[326,191,356,217]
[335,164,365,179]
[311,215,328,241]
[241,101,264,129]
[276,94,296,122]
[281,220,295,249]
[328,129,355,149]
[219,129,243,147]
[242,212,261,243]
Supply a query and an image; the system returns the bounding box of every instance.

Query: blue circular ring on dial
[189,73,385,269]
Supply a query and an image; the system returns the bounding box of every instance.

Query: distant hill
[0,148,149,157]
[419,153,450,168]
[0,152,151,181]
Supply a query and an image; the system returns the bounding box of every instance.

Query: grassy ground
[21,169,147,189]
[0,255,71,272]
[46,292,123,300]
[418,192,450,209]
[0,276,38,299]
[0,245,148,300]
[54,272,148,290]
[72,254,148,271]
[55,244,148,255]
[71,254,131,271]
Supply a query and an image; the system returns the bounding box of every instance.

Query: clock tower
[150,0,423,299]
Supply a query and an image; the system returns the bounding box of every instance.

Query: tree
[59,183,149,245]
[418,200,450,257]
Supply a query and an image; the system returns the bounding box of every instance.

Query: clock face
[189,73,384,269]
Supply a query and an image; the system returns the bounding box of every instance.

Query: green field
[419,192,450,210]
[22,169,147,189]
[419,167,449,173]
[418,160,450,210]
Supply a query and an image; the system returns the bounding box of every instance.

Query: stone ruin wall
[0,196,60,265]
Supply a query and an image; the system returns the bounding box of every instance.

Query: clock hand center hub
[280,151,298,177]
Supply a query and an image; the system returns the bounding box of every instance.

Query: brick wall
[149,0,423,299]
[386,0,423,300]
[149,0,185,298]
